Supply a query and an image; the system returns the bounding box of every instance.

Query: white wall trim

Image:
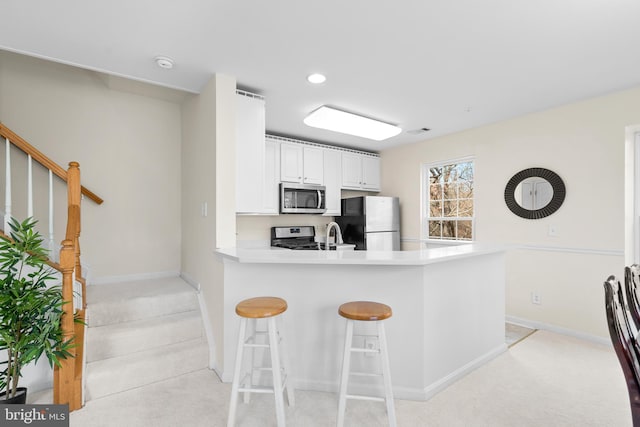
[506,315,610,346]
[180,272,217,372]
[179,272,201,292]
[285,344,506,401]
[89,270,180,285]
[514,244,623,257]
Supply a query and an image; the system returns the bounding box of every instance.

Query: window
[423,159,474,241]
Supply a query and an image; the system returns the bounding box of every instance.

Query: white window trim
[420,156,475,244]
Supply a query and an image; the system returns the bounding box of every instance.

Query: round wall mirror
[504,168,566,219]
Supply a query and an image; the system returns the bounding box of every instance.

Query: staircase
[84,276,209,401]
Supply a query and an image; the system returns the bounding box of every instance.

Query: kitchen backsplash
[236,214,334,247]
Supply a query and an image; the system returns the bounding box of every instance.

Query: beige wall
[181,74,236,372]
[381,86,640,338]
[0,51,183,280]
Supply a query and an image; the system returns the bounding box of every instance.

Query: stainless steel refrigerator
[335,196,400,250]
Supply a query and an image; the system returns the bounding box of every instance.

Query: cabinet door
[341,153,362,189]
[236,94,266,213]
[362,156,381,191]
[280,143,303,183]
[323,149,341,216]
[262,138,280,214]
[303,146,324,185]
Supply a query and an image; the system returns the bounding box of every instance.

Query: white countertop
[215,243,507,266]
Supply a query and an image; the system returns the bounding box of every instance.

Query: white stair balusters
[4,137,11,232]
[49,170,56,261]
[27,154,33,218]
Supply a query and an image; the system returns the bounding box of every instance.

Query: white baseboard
[89,270,180,285]
[505,315,610,346]
[179,272,200,292]
[179,272,217,371]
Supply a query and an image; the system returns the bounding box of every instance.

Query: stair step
[87,276,198,327]
[86,310,203,363]
[85,337,209,401]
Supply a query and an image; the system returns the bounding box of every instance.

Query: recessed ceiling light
[304,106,402,141]
[154,56,174,70]
[307,73,326,84]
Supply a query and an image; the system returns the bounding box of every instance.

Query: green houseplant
[0,217,75,402]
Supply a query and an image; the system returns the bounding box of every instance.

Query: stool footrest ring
[345,394,386,403]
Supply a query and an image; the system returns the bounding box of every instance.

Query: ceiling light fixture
[307,73,326,84]
[304,106,402,141]
[154,56,174,69]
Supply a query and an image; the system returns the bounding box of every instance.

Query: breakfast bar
[215,244,506,400]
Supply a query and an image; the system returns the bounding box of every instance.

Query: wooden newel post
[54,239,78,409]
[67,162,82,284]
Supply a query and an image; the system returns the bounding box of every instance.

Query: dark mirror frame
[504,168,566,219]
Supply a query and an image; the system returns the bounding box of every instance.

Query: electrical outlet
[531,291,541,305]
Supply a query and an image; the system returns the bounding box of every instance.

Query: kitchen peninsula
[215,244,506,400]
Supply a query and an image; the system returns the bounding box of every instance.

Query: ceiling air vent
[406,127,431,135]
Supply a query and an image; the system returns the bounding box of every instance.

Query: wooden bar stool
[337,301,396,427]
[227,297,294,427]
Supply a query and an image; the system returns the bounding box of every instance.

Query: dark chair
[604,275,640,425]
[626,265,640,333]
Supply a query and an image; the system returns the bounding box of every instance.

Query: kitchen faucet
[325,222,343,250]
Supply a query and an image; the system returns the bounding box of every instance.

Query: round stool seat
[236,297,288,319]
[338,301,392,321]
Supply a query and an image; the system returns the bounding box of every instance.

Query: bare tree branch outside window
[427,161,474,240]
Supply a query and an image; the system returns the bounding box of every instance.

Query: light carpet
[31,330,630,426]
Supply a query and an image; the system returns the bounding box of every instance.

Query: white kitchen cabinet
[323,149,341,216]
[236,92,266,214]
[303,146,324,185]
[262,138,280,214]
[361,155,381,190]
[341,152,381,191]
[280,142,324,185]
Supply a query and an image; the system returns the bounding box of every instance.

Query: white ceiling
[2,1,640,151]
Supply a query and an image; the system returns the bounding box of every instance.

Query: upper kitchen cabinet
[236,91,272,214]
[280,142,324,185]
[341,152,381,191]
[262,137,280,214]
[323,148,342,216]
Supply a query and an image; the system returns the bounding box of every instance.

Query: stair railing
[0,123,103,411]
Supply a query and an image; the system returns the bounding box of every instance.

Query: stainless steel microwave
[280,183,326,214]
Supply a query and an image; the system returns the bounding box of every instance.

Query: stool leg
[243,318,256,404]
[337,319,354,427]
[377,321,396,427]
[228,318,247,427]
[277,315,295,407]
[268,317,286,427]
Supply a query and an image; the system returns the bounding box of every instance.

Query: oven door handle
[317,190,323,209]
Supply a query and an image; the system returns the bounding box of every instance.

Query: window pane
[458,199,474,217]
[442,221,456,238]
[458,162,473,181]
[443,200,457,217]
[443,183,456,200]
[430,184,442,200]
[457,220,473,240]
[429,167,442,184]
[430,201,442,217]
[428,221,442,238]
[458,182,473,198]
